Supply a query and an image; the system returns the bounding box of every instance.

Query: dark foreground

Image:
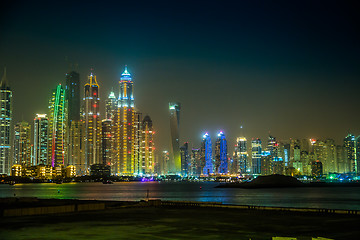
[1,200,359,240]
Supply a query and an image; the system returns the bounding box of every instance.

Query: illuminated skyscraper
[65,71,80,126]
[33,114,48,165]
[13,121,31,167]
[201,132,213,175]
[251,138,262,174]
[101,119,112,167]
[141,115,154,175]
[134,112,142,175]
[0,68,12,174]
[48,84,67,167]
[115,66,135,174]
[191,148,201,176]
[105,90,117,120]
[169,102,181,174]
[356,136,360,174]
[180,142,189,176]
[84,72,101,170]
[236,137,248,174]
[215,131,227,174]
[344,134,356,173]
[68,120,84,175]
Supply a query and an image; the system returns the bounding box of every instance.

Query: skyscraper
[116,66,135,175]
[191,148,201,176]
[13,121,31,167]
[68,120,84,175]
[251,138,262,174]
[201,132,213,175]
[215,131,227,174]
[101,119,112,167]
[180,142,189,176]
[48,84,67,167]
[134,112,142,175]
[0,68,12,175]
[141,115,154,175]
[344,134,356,173]
[84,72,101,170]
[169,102,181,174]
[65,71,80,126]
[33,114,48,166]
[105,90,117,120]
[236,137,248,174]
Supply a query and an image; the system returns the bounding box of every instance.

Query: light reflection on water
[1,182,359,210]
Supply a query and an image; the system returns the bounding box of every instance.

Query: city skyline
[1,1,360,151]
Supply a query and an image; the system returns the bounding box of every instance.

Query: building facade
[33,114,48,166]
[215,131,227,174]
[0,68,12,174]
[84,73,101,170]
[48,84,67,167]
[169,102,181,174]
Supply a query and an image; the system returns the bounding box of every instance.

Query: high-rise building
[0,68,12,175]
[13,121,31,167]
[235,137,248,174]
[68,120,84,175]
[169,102,181,174]
[134,112,142,175]
[33,114,48,166]
[162,150,170,174]
[251,138,262,174]
[141,115,154,175]
[65,71,80,126]
[105,90,117,120]
[84,72,101,170]
[191,148,201,176]
[356,136,360,174]
[201,132,213,175]
[215,131,227,174]
[180,142,189,176]
[48,84,67,167]
[115,66,135,175]
[101,119,112,167]
[344,134,356,173]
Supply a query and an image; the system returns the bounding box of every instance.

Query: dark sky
[1,0,359,152]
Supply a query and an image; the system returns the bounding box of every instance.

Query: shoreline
[1,197,359,217]
[1,198,359,240]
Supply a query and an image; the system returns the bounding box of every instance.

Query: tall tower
[84,72,101,170]
[116,66,135,174]
[180,142,189,176]
[215,131,228,174]
[134,112,142,175]
[236,137,248,174]
[344,134,356,173]
[169,102,181,174]
[13,121,31,167]
[251,138,262,174]
[68,120,84,175]
[101,119,112,167]
[105,90,117,120]
[65,71,80,126]
[201,132,213,175]
[48,84,67,167]
[0,68,12,174]
[33,114,48,165]
[141,115,154,175]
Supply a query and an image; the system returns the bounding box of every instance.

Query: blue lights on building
[202,133,213,175]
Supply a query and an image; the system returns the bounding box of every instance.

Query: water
[1,181,360,210]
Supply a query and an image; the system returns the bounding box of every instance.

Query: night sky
[1,0,359,152]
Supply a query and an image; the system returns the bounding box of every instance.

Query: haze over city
[1,0,359,151]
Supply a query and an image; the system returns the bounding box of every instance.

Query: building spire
[1,67,9,89]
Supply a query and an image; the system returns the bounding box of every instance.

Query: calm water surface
[1,182,359,210]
